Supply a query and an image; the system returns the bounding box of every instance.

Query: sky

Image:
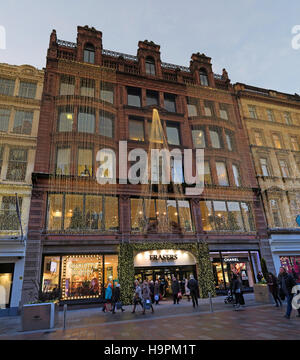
[1,0,300,94]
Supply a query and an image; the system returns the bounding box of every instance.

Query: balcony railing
[102,49,138,62]
[57,39,77,48]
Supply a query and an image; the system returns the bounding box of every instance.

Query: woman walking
[154,280,160,305]
[102,283,113,312]
[132,280,143,313]
[171,276,180,304]
[231,274,243,310]
[267,272,282,307]
[185,278,191,302]
[141,280,154,314]
[112,284,125,314]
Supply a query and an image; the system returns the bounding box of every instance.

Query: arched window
[199,68,209,86]
[84,43,95,64]
[145,57,156,76]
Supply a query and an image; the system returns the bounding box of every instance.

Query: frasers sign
[134,250,196,267]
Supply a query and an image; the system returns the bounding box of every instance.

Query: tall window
[58,108,73,132]
[12,111,33,135]
[127,87,141,107]
[0,196,22,231]
[78,108,95,134]
[129,118,144,141]
[216,161,229,186]
[0,108,10,132]
[279,159,290,178]
[100,82,114,104]
[248,105,257,119]
[166,123,180,146]
[291,136,299,151]
[254,131,264,146]
[0,78,15,96]
[187,98,198,117]
[19,82,37,99]
[78,148,93,177]
[267,109,275,122]
[83,43,95,64]
[6,148,28,181]
[199,68,209,86]
[56,148,71,175]
[192,126,206,148]
[99,111,114,138]
[145,57,156,76]
[204,161,212,185]
[219,104,229,120]
[164,93,176,113]
[210,128,222,149]
[283,112,292,125]
[225,131,234,151]
[270,199,282,227]
[260,158,270,176]
[0,146,3,175]
[204,101,214,117]
[146,90,159,106]
[272,134,282,149]
[232,164,241,187]
[59,76,75,96]
[80,79,95,97]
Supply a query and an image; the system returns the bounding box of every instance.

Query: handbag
[178,292,182,299]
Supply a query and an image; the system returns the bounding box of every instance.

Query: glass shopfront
[41,254,118,301]
[0,263,14,309]
[210,251,260,294]
[280,256,300,283]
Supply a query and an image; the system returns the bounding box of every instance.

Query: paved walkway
[0,294,299,340]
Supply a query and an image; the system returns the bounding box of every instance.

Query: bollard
[209,292,214,313]
[63,304,67,330]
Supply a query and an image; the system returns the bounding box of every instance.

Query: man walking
[187,275,199,308]
[278,267,297,319]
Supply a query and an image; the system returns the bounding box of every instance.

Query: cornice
[244,116,300,131]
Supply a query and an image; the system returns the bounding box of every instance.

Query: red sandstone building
[21,26,274,305]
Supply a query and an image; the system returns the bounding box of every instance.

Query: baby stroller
[224,290,234,304]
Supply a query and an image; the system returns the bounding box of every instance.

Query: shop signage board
[134,250,196,267]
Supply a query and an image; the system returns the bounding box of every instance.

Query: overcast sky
[1,0,300,94]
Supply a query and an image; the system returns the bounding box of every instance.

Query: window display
[42,256,61,293]
[280,256,300,283]
[62,255,102,300]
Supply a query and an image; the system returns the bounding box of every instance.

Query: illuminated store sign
[134,250,196,267]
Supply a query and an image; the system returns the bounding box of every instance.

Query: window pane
[166,124,180,145]
[56,148,70,175]
[131,198,144,232]
[146,90,159,106]
[279,160,290,177]
[127,87,141,107]
[0,108,10,132]
[104,197,119,231]
[0,78,15,96]
[84,49,95,64]
[78,109,95,133]
[232,165,241,186]
[99,112,113,138]
[164,94,176,112]
[216,162,229,186]
[192,128,206,148]
[227,202,244,231]
[78,149,93,177]
[104,255,119,286]
[210,130,221,148]
[80,79,95,97]
[100,83,114,104]
[0,146,3,174]
[42,256,61,293]
[204,161,212,185]
[58,110,73,132]
[167,200,179,230]
[48,194,63,230]
[146,58,156,76]
[60,76,75,96]
[200,70,209,86]
[6,148,28,181]
[187,98,198,117]
[241,202,255,231]
[0,196,22,230]
[213,201,228,230]
[248,105,257,119]
[267,109,275,122]
[260,158,269,176]
[204,101,214,117]
[129,119,144,141]
[226,133,233,151]
[19,82,36,99]
[220,105,229,120]
[178,200,193,232]
[156,199,168,232]
[200,201,215,231]
[85,195,102,230]
[64,195,84,230]
[13,111,33,135]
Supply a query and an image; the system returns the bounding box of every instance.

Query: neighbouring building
[0,63,44,315]
[21,26,274,306]
[235,83,300,282]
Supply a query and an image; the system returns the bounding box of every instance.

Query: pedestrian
[132,280,143,313]
[231,273,243,310]
[185,278,191,302]
[171,276,180,304]
[149,280,155,304]
[141,280,154,314]
[187,274,199,308]
[278,267,297,319]
[154,280,160,305]
[102,283,112,312]
[112,284,125,314]
[267,273,282,307]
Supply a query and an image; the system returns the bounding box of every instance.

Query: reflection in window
[42,256,61,294]
[78,108,95,133]
[78,148,93,177]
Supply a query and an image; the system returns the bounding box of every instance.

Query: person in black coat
[187,274,199,308]
[171,276,180,304]
[278,267,297,319]
[267,272,282,307]
[112,284,125,314]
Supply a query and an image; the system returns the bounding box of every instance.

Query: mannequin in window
[81,165,91,177]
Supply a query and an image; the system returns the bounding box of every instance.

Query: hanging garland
[118,241,216,305]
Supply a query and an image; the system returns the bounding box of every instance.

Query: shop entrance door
[0,263,14,309]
